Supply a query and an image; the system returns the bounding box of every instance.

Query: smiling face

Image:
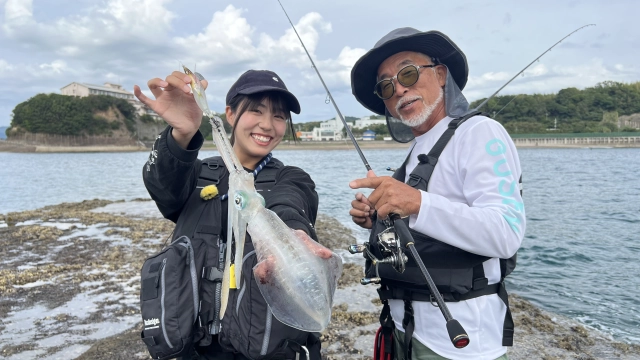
[225,92,290,169]
[377,51,447,136]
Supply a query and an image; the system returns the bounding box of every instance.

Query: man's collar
[413,115,451,142]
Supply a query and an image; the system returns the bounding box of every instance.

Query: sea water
[0,147,638,343]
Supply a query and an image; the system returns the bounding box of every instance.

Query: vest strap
[378,300,395,357]
[472,263,488,291]
[402,300,414,360]
[141,334,157,346]
[402,111,482,192]
[378,282,502,302]
[498,281,514,346]
[199,158,224,184]
[255,163,278,192]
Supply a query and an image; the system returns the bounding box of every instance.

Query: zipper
[179,239,199,323]
[211,242,226,335]
[260,305,273,355]
[159,258,173,348]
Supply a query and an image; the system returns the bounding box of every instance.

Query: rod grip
[446,319,470,348]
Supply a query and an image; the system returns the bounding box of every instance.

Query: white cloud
[170,7,359,101]
[3,0,33,31]
[38,60,67,75]
[0,59,15,74]
[0,1,639,126]
[3,0,175,58]
[465,58,640,102]
[173,5,256,70]
[467,71,510,89]
[527,63,548,77]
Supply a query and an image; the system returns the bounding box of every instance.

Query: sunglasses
[373,64,437,100]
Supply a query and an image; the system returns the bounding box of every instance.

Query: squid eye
[233,192,246,209]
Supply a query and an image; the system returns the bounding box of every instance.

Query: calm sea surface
[1,147,639,343]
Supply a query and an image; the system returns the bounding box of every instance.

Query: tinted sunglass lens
[398,66,419,87]
[375,80,394,100]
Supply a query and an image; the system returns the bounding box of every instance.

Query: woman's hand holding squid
[254,229,333,284]
[134,71,209,148]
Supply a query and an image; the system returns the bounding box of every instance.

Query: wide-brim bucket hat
[351,27,468,115]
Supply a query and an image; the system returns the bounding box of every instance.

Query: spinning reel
[349,216,408,285]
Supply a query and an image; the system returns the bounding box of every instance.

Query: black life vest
[171,156,320,359]
[369,112,517,354]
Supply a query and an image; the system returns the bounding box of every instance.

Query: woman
[134,69,322,359]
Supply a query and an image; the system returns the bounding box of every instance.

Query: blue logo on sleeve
[485,139,524,234]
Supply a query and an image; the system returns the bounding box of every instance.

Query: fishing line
[277,0,372,171]
[493,94,522,118]
[475,24,595,111]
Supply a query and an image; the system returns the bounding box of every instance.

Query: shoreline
[0,200,638,359]
[1,140,639,153]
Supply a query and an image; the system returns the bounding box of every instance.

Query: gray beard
[395,87,444,128]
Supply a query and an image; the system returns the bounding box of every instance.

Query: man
[349,28,525,360]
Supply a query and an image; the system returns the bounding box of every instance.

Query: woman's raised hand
[134,71,209,148]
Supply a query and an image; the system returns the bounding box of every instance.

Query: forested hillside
[8,94,136,137]
[470,81,640,133]
[6,81,640,140]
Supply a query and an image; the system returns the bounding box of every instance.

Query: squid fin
[219,201,234,319]
[234,211,247,287]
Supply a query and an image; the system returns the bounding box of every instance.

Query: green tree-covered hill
[470,81,640,133]
[8,93,136,137]
[7,81,640,139]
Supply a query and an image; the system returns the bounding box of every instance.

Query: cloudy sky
[0,0,638,127]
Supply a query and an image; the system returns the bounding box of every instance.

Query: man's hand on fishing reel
[350,174,421,219]
[349,170,377,229]
[350,192,375,229]
[134,71,209,149]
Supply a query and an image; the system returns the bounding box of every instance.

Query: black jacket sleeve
[142,126,205,222]
[267,166,319,241]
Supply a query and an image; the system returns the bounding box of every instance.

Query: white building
[61,82,135,99]
[311,119,355,141]
[619,113,640,129]
[297,131,314,141]
[301,115,383,141]
[353,116,386,129]
[60,82,161,121]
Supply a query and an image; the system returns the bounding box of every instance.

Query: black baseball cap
[225,70,301,114]
[351,28,468,115]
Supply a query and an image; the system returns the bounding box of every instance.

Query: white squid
[183,65,343,331]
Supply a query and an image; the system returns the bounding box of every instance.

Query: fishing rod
[475,24,595,111]
[277,0,371,172]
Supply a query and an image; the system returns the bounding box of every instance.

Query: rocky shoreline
[0,200,638,359]
[2,139,640,153]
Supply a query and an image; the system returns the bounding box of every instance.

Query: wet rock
[1,200,638,360]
